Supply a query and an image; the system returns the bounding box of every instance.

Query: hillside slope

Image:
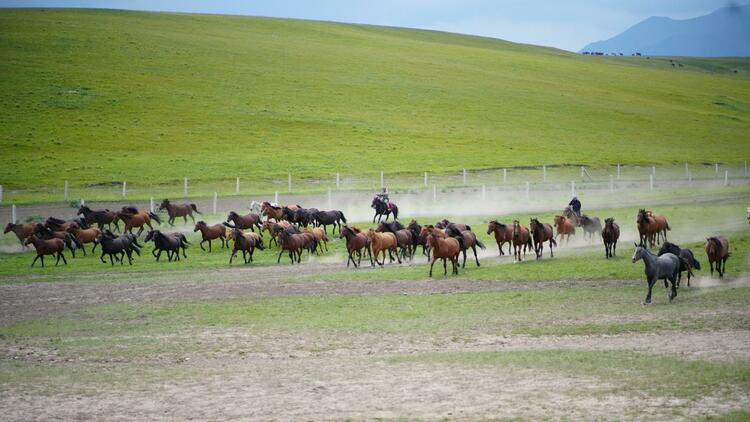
[581,5,750,57]
[0,8,749,189]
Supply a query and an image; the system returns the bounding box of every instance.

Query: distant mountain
[580,4,750,57]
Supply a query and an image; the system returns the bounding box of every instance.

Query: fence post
[652,166,656,178]
[463,169,467,185]
[424,172,427,186]
[503,169,507,184]
[11,204,16,224]
[525,181,530,199]
[609,175,614,192]
[64,180,69,201]
[715,163,719,177]
[432,184,436,203]
[380,171,384,188]
[149,197,154,213]
[336,173,340,190]
[274,191,279,203]
[481,184,486,201]
[580,166,585,179]
[235,177,240,195]
[213,192,218,214]
[617,164,621,179]
[724,170,729,187]
[685,163,689,179]
[80,198,85,206]
[287,174,292,192]
[571,181,575,197]
[745,161,748,177]
[122,181,127,198]
[649,175,654,191]
[543,165,546,182]
[183,177,188,196]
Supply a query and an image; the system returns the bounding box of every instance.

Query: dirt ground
[1,264,749,421]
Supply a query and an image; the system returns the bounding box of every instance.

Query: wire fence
[1,162,748,225]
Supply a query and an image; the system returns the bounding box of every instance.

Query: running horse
[159,199,201,226]
[371,197,398,223]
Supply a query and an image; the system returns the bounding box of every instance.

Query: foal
[24,235,67,267]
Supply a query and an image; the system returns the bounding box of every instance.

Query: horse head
[158,199,170,210]
[631,243,645,263]
[3,223,13,234]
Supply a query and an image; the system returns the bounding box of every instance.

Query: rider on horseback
[375,187,392,210]
[568,196,582,218]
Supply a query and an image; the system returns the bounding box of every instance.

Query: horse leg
[394,246,402,264]
[473,245,480,266]
[208,239,212,252]
[229,250,236,264]
[443,258,447,275]
[644,278,656,304]
[669,275,677,302]
[277,249,284,264]
[31,255,39,267]
[373,212,377,224]
[709,261,714,277]
[429,257,436,277]
[497,242,503,256]
[59,252,67,265]
[346,251,353,267]
[100,251,107,264]
[200,240,206,252]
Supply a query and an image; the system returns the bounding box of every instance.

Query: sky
[0,0,737,51]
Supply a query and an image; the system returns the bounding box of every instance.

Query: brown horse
[304,227,330,253]
[159,199,201,226]
[261,202,284,222]
[24,235,67,267]
[445,224,485,267]
[34,224,81,257]
[529,218,556,259]
[435,219,470,231]
[601,218,620,259]
[705,236,730,278]
[637,209,670,247]
[66,222,101,256]
[425,233,461,277]
[553,215,576,245]
[277,230,307,264]
[340,226,373,267]
[377,221,415,260]
[226,211,262,233]
[4,222,36,247]
[78,205,120,231]
[487,220,513,256]
[367,229,402,266]
[118,208,158,237]
[511,220,533,262]
[194,221,228,252]
[261,221,291,247]
[228,228,265,264]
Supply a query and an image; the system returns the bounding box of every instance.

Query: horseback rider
[375,187,392,210]
[568,196,582,218]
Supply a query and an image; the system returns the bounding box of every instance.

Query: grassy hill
[1,8,749,193]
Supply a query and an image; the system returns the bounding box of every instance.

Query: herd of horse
[3,198,734,302]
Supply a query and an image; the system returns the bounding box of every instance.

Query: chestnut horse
[377,221,415,261]
[226,211,262,233]
[511,220,533,262]
[304,227,330,253]
[705,236,730,278]
[66,222,101,256]
[425,233,461,277]
[194,221,228,252]
[487,220,513,256]
[277,229,307,264]
[553,215,576,245]
[529,218,556,259]
[159,199,201,226]
[340,226,373,267]
[25,235,67,267]
[4,222,36,247]
[261,202,284,222]
[367,229,402,266]
[118,207,160,237]
[637,209,670,247]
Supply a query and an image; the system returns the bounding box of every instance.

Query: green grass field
[1,8,749,200]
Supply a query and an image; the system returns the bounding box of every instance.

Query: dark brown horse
[445,224,485,267]
[277,230,307,264]
[226,211,262,233]
[377,221,415,260]
[145,230,190,262]
[511,220,533,262]
[24,235,67,267]
[78,205,120,231]
[159,199,201,226]
[705,236,730,278]
[261,202,284,222]
[4,222,36,247]
[340,226,373,267]
[194,221,228,252]
[529,218,556,259]
[407,220,430,259]
[228,228,265,264]
[487,220,513,256]
[601,218,620,259]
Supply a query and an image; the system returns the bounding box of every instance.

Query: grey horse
[632,244,681,304]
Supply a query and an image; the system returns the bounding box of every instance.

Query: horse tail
[256,237,266,250]
[190,204,202,214]
[550,237,557,247]
[339,212,347,224]
[452,233,466,251]
[465,224,472,231]
[149,212,162,225]
[476,238,486,250]
[665,220,671,231]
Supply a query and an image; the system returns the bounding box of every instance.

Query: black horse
[658,241,701,287]
[145,230,190,262]
[632,244,681,304]
[96,230,142,265]
[78,205,120,231]
[371,197,398,223]
[314,210,347,234]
